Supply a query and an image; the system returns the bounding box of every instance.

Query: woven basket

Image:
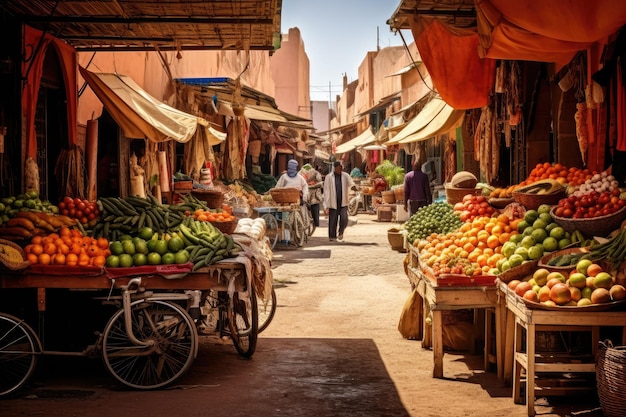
[597,340,626,417]
[444,184,482,205]
[387,228,405,252]
[537,247,598,273]
[550,205,626,238]
[191,189,224,209]
[382,191,396,204]
[512,190,566,210]
[0,238,29,271]
[393,186,404,203]
[270,187,300,204]
[210,219,238,235]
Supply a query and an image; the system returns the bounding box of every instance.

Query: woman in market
[276,159,309,205]
[299,163,323,227]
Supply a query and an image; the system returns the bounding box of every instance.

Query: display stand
[498,281,626,416]
[405,245,501,378]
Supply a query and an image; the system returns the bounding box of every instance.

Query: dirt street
[2,214,600,417]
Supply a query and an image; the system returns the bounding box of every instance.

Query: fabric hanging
[22,25,77,158]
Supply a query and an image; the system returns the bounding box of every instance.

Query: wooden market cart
[0,259,261,397]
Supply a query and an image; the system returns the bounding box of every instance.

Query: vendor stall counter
[405,245,501,378]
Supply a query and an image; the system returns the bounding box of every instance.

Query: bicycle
[302,203,316,239]
[257,286,277,333]
[258,206,306,249]
[348,188,365,216]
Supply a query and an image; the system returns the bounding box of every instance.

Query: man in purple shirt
[403,161,432,216]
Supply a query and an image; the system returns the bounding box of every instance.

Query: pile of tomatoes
[453,194,498,222]
[554,189,626,219]
[58,197,100,225]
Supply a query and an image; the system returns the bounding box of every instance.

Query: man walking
[323,161,355,241]
[403,161,432,216]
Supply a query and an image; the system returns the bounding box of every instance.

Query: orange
[476,254,488,267]
[26,253,38,264]
[197,213,208,222]
[31,236,43,245]
[44,242,57,255]
[70,243,82,255]
[78,253,90,266]
[59,227,71,237]
[31,244,44,256]
[24,244,34,254]
[491,224,503,236]
[71,229,83,238]
[87,245,100,257]
[96,237,109,250]
[498,232,511,245]
[92,255,106,267]
[53,253,66,265]
[66,253,78,266]
[487,235,500,249]
[38,253,51,265]
[496,214,509,225]
[59,244,70,255]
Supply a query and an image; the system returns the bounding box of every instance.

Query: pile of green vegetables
[402,202,462,243]
[374,160,405,188]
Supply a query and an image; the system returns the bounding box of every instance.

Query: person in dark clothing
[403,161,432,216]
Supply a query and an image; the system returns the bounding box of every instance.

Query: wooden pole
[85,119,98,201]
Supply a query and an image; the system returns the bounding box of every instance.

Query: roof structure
[387,0,476,31]
[0,0,282,52]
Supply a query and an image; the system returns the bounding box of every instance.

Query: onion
[592,174,601,182]
[608,175,616,182]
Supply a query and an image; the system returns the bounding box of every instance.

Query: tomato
[554,207,564,217]
[77,202,86,211]
[612,188,621,196]
[61,208,69,216]
[87,212,97,221]
[618,199,626,208]
[563,208,573,217]
[58,201,66,209]
[73,197,82,206]
[80,216,88,224]
[84,207,92,215]
[63,196,73,205]
[75,210,83,218]
[69,208,76,217]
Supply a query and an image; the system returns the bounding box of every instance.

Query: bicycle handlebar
[122,277,142,292]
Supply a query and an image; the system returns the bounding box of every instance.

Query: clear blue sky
[281,1,413,102]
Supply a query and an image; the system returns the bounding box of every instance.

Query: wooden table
[498,281,626,416]
[405,245,501,378]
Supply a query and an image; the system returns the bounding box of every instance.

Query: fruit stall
[398,162,626,416]
[0,191,275,397]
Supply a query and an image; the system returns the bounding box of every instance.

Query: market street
[1,214,599,417]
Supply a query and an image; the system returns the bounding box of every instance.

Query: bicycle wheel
[348,196,359,216]
[227,289,258,358]
[305,208,316,237]
[0,313,39,398]
[102,299,198,390]
[261,213,279,249]
[257,287,277,333]
[288,210,306,247]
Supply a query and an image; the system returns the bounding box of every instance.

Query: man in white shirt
[323,161,355,241]
[276,159,308,203]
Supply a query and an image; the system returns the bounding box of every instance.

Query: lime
[147,239,158,253]
[134,238,149,254]
[558,238,571,249]
[531,228,547,243]
[106,255,120,268]
[549,226,565,240]
[508,254,524,268]
[138,226,154,241]
[517,220,530,233]
[539,212,553,224]
[521,235,536,249]
[119,254,133,267]
[502,242,517,258]
[0,203,5,213]
[532,219,547,230]
[161,253,176,264]
[509,234,523,244]
[119,234,132,241]
[109,241,124,256]
[153,240,169,256]
[147,252,162,265]
[13,200,24,209]
[132,253,147,266]
[122,240,136,255]
[542,237,558,252]
[174,249,190,264]
[524,210,539,224]
[167,237,185,253]
[514,246,529,260]
[537,204,552,215]
[545,222,558,232]
[25,199,37,209]
[500,260,511,272]
[527,244,544,260]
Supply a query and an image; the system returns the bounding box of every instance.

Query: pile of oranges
[192,208,236,223]
[519,162,596,187]
[416,214,522,277]
[24,227,110,267]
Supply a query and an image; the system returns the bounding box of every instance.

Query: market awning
[386,96,464,144]
[334,128,376,155]
[356,93,401,116]
[80,67,203,143]
[205,125,227,146]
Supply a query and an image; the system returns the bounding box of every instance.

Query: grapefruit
[523,289,538,303]
[550,283,572,305]
[568,272,587,289]
[538,286,551,302]
[507,280,521,291]
[515,281,533,297]
[591,288,611,304]
[569,286,582,302]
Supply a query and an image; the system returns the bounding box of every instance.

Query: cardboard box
[396,204,409,222]
[377,206,393,222]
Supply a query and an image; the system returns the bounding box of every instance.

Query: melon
[450,171,478,189]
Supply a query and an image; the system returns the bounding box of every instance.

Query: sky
[281,1,413,103]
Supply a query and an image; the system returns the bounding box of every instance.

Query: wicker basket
[387,228,405,252]
[537,247,597,273]
[393,186,404,203]
[597,340,626,417]
[210,219,238,235]
[270,187,301,204]
[512,190,566,210]
[550,205,626,238]
[382,190,396,204]
[497,259,538,283]
[191,189,224,209]
[0,238,29,271]
[444,183,482,205]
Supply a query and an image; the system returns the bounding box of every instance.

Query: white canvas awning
[334,128,376,155]
[80,67,203,143]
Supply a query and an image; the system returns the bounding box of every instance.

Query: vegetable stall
[397,162,626,416]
